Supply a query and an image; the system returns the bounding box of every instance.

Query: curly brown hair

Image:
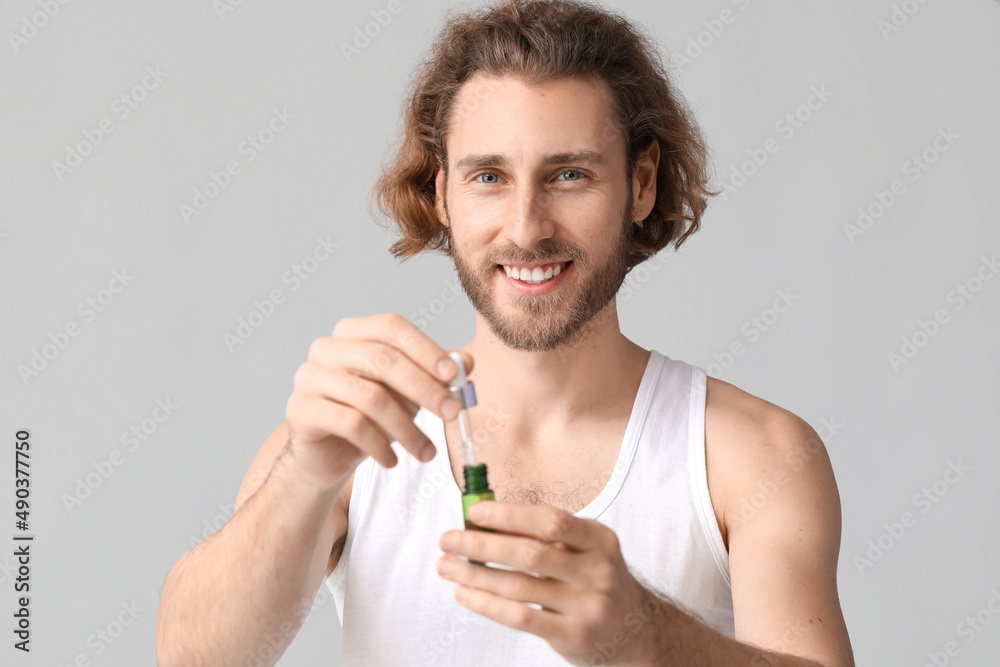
[370,0,716,270]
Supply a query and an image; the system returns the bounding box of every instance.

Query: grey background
[1,0,998,665]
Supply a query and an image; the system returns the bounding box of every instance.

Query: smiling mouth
[497,261,572,285]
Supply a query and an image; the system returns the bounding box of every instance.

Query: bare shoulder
[704,376,836,552]
[704,377,854,664]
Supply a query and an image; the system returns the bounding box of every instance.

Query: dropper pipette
[447,351,479,466]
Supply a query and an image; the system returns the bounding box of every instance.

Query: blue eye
[473,170,583,184]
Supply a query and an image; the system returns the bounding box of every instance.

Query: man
[156,1,855,665]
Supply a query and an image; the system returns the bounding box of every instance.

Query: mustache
[488,251,581,267]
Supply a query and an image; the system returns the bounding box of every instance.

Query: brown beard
[444,196,634,352]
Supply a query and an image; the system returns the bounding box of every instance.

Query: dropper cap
[447,351,477,409]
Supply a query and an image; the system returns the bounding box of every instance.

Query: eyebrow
[453,150,607,173]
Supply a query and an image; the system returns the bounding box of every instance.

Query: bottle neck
[463,463,491,494]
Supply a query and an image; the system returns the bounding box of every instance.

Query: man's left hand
[437,500,663,666]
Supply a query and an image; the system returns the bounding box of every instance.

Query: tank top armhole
[325,407,429,592]
[687,365,733,588]
[325,454,376,591]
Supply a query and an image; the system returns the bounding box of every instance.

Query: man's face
[435,73,635,352]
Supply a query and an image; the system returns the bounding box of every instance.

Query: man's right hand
[283,313,472,492]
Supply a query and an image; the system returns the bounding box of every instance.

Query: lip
[497,261,572,296]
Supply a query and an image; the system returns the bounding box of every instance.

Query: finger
[313,336,462,423]
[332,313,474,383]
[383,383,420,416]
[438,553,576,613]
[444,528,597,590]
[293,358,433,464]
[286,388,397,468]
[311,350,421,418]
[467,502,605,553]
[450,582,568,641]
[382,385,436,460]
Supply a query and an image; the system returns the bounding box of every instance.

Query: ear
[632,139,659,221]
[434,165,448,227]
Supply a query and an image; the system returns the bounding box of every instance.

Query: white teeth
[502,262,566,284]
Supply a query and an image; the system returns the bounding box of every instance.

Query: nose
[504,178,556,249]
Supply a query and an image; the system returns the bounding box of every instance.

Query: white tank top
[325,350,734,665]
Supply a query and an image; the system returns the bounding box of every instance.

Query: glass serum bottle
[447,352,498,565]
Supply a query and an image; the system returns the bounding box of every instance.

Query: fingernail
[441,397,460,420]
[420,443,436,462]
[437,357,457,380]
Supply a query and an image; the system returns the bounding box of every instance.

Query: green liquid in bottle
[462,463,498,566]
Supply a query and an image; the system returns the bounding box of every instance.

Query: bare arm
[155,314,470,666]
[603,407,854,666]
[723,412,854,666]
[155,421,352,667]
[629,405,855,666]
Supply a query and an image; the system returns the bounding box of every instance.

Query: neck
[456,299,650,448]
